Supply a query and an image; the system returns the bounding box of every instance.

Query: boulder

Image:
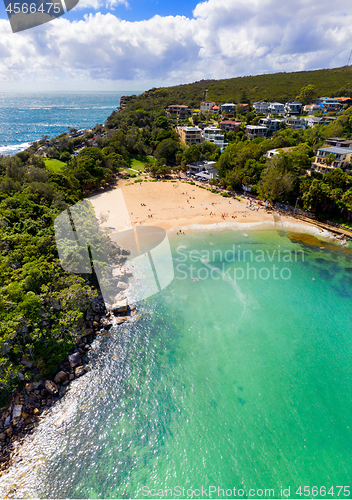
[68,352,81,369]
[4,416,11,428]
[58,386,67,398]
[115,317,127,325]
[44,380,58,395]
[117,282,129,290]
[54,371,67,384]
[112,298,128,315]
[12,404,22,421]
[74,366,85,378]
[21,357,33,369]
[25,381,42,393]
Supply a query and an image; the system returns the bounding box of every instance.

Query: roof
[305,116,324,122]
[187,160,216,168]
[220,120,240,125]
[181,126,202,131]
[221,103,236,106]
[246,125,267,130]
[326,137,352,143]
[317,147,352,155]
[212,105,219,109]
[168,104,189,108]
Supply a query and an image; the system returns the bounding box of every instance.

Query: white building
[187,160,217,174]
[304,116,327,128]
[253,101,270,114]
[245,125,268,140]
[284,102,302,114]
[200,101,216,112]
[258,118,283,135]
[268,102,285,114]
[220,103,236,114]
[285,116,306,129]
[203,126,228,149]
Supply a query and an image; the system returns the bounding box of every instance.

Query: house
[285,116,306,129]
[245,125,268,140]
[265,147,295,159]
[220,120,241,132]
[203,126,228,149]
[211,105,220,114]
[304,116,327,128]
[323,137,352,148]
[177,126,203,145]
[258,117,283,135]
[268,102,285,115]
[315,97,343,113]
[335,97,352,106]
[253,101,269,114]
[200,101,216,112]
[285,102,302,115]
[303,104,322,115]
[311,146,352,173]
[221,103,236,114]
[187,160,217,174]
[194,167,219,181]
[239,103,250,112]
[166,105,191,119]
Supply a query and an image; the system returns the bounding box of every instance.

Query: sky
[0,0,351,91]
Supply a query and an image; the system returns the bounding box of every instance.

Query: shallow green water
[5,229,352,498]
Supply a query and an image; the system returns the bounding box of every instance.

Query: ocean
[1,227,352,498]
[0,91,141,156]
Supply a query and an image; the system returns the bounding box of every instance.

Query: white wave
[0,142,32,154]
[167,220,340,241]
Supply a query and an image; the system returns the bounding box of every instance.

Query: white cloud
[0,0,352,90]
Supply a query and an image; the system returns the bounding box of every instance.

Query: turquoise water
[3,229,352,498]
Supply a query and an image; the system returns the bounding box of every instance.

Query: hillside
[121,66,352,111]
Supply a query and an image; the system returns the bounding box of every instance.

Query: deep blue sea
[0,91,142,156]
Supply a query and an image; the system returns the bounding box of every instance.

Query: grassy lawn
[44,158,66,172]
[129,155,156,172]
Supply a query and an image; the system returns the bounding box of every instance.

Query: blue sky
[0,0,198,23]
[0,0,351,91]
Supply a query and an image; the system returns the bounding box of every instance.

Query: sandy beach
[89,178,322,235]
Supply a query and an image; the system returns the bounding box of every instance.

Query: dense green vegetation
[0,153,99,404]
[120,66,352,111]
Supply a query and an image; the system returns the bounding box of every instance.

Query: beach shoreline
[89,177,345,243]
